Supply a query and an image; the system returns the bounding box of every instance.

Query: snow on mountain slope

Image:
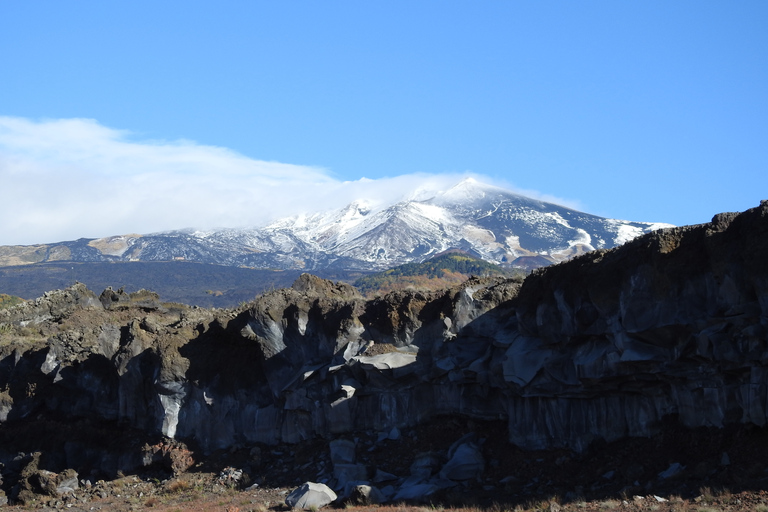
[0,178,674,271]
[221,177,673,270]
[328,201,462,264]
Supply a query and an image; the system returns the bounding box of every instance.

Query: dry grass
[7,491,768,512]
[698,487,714,503]
[596,500,621,510]
[165,478,193,494]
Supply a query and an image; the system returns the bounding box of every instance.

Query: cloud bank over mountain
[0,117,581,246]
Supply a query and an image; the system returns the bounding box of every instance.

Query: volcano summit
[0,179,671,272]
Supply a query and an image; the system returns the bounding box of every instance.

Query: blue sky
[1,1,766,245]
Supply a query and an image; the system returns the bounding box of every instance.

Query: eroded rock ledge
[0,201,766,473]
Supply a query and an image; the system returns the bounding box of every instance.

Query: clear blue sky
[1,1,766,245]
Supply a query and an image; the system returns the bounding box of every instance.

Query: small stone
[658,462,685,479]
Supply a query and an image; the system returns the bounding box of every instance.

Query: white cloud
[0,116,581,246]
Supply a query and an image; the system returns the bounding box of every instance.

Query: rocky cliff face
[0,202,765,487]
[507,204,768,450]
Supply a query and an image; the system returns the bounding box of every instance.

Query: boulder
[393,482,438,502]
[440,434,485,481]
[14,459,79,504]
[347,484,384,505]
[286,482,338,509]
[333,463,368,489]
[329,439,356,464]
[410,452,442,478]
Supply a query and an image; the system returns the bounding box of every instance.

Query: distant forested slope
[0,261,368,307]
[353,251,520,296]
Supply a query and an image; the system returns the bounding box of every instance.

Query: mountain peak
[433,177,499,204]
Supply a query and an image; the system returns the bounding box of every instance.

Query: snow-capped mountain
[0,179,672,271]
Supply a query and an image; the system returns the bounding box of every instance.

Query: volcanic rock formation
[0,200,765,502]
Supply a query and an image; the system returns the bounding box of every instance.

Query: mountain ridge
[0,178,672,271]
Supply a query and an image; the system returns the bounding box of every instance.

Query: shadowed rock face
[507,202,768,450]
[0,201,766,461]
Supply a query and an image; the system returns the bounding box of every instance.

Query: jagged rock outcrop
[507,201,768,450]
[0,201,765,490]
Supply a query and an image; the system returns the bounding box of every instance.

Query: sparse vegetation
[165,478,193,494]
[353,252,520,296]
[0,293,24,309]
[699,487,714,503]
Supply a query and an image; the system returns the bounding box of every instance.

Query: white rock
[285,482,337,509]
